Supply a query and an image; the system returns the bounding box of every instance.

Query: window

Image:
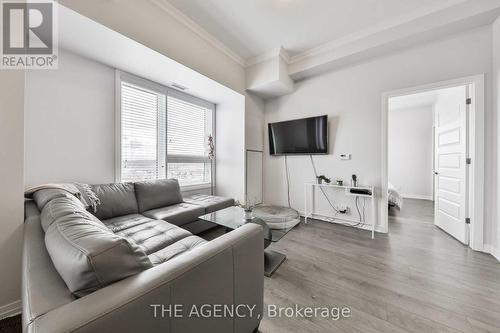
[120,82,166,182]
[167,91,213,186]
[117,73,215,188]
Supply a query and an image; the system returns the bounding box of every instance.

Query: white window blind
[167,96,209,157]
[120,82,166,182]
[167,93,214,186]
[118,74,214,188]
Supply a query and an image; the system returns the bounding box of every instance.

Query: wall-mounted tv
[268,115,328,155]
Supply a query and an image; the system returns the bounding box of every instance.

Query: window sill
[180,183,213,192]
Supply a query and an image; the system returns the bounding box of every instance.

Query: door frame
[381,74,485,251]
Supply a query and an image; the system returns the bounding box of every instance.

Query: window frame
[115,70,216,190]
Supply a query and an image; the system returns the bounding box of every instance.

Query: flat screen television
[268,115,328,155]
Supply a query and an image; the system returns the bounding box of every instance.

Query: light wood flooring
[389,198,435,224]
[256,200,500,333]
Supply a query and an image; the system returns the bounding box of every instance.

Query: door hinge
[466,158,471,165]
[465,217,471,224]
[466,98,472,105]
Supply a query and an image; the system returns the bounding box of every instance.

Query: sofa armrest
[28,223,264,333]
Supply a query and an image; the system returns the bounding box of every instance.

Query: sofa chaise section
[184,193,235,213]
[141,202,205,226]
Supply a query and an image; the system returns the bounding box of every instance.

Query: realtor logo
[1,0,58,69]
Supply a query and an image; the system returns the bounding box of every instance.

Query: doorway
[388,85,470,243]
[381,75,485,250]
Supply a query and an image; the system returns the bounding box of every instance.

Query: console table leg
[371,196,376,239]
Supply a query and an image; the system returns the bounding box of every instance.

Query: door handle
[434,172,439,175]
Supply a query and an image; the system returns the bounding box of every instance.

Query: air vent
[171,82,188,91]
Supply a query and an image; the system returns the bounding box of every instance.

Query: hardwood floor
[0,315,20,333]
[389,198,435,224]
[259,204,500,333]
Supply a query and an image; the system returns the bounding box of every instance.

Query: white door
[434,85,469,244]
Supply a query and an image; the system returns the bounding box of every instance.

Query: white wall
[493,17,500,260]
[264,26,493,236]
[245,93,265,150]
[0,71,24,317]
[215,94,247,202]
[388,106,434,200]
[25,49,116,187]
[245,94,265,202]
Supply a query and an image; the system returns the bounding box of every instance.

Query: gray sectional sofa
[22,179,264,333]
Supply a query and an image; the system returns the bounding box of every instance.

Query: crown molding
[151,0,246,67]
[278,47,291,64]
[245,46,290,68]
[287,0,466,64]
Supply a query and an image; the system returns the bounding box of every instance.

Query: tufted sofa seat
[141,202,205,226]
[114,219,192,255]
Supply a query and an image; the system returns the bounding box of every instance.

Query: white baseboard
[298,211,386,234]
[494,249,500,262]
[0,299,21,320]
[402,194,433,200]
[484,245,500,262]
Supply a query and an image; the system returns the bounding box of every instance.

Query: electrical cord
[355,197,362,222]
[362,197,366,222]
[309,155,368,228]
[281,154,368,228]
[354,197,368,226]
[309,155,338,213]
[284,155,291,208]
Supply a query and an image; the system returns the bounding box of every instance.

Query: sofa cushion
[33,188,74,211]
[43,197,152,297]
[134,179,183,212]
[102,214,154,233]
[148,235,207,265]
[142,202,205,226]
[183,194,235,213]
[115,219,191,255]
[91,183,139,220]
[40,195,100,232]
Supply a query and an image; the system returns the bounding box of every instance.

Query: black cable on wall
[284,155,291,208]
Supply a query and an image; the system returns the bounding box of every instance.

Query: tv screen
[268,115,328,155]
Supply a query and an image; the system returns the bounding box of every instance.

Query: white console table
[304,182,376,239]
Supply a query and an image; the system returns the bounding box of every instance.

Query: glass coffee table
[199,206,297,277]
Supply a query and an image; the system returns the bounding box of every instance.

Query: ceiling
[166,0,454,61]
